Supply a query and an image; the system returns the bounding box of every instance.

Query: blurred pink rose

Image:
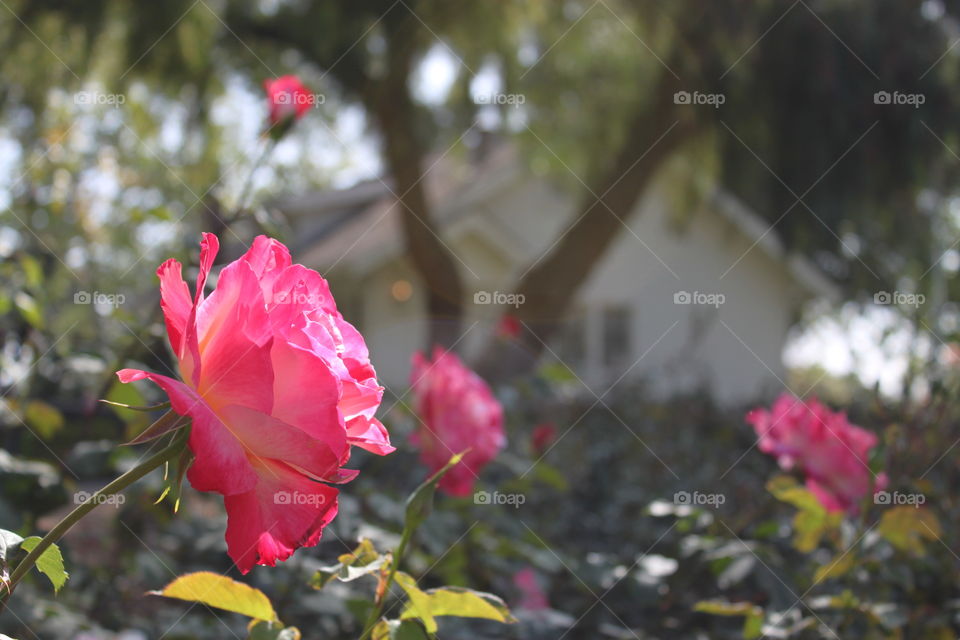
[496,314,521,340]
[410,347,506,496]
[263,75,311,128]
[119,234,392,572]
[531,422,557,456]
[746,393,885,513]
[513,567,549,611]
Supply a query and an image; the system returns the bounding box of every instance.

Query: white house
[276,144,837,403]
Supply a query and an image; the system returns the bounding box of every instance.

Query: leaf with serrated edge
[878,506,941,554]
[311,539,388,589]
[19,537,68,592]
[396,572,515,632]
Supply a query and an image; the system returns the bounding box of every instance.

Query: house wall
[321,174,803,404]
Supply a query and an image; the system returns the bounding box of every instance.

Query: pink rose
[746,393,885,513]
[531,422,557,456]
[410,348,506,497]
[118,234,393,573]
[513,567,549,611]
[263,75,311,128]
[496,314,521,340]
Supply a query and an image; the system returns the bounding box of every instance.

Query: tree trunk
[368,16,464,351]
[475,72,695,381]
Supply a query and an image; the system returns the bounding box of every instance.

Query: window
[602,305,632,367]
[556,310,587,368]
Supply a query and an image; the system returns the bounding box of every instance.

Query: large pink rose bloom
[410,348,505,497]
[118,234,393,573]
[746,393,885,514]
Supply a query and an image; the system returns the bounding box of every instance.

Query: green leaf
[694,600,764,639]
[310,539,388,590]
[743,613,763,639]
[766,477,842,552]
[247,620,300,640]
[151,572,277,621]
[878,506,941,555]
[766,476,821,511]
[18,255,43,288]
[395,572,515,633]
[13,292,43,329]
[813,551,856,584]
[372,620,431,640]
[537,362,578,384]
[405,451,467,534]
[694,600,763,617]
[23,400,65,439]
[19,537,68,592]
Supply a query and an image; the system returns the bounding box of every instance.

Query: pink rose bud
[263,75,312,132]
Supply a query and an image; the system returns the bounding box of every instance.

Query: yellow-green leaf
[13,292,42,329]
[19,255,43,288]
[878,506,941,555]
[310,539,387,589]
[23,400,65,439]
[767,476,821,512]
[151,572,277,621]
[694,600,764,640]
[813,551,856,583]
[19,537,68,592]
[694,600,762,617]
[766,477,842,552]
[395,572,515,633]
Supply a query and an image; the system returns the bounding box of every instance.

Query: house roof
[276,143,839,301]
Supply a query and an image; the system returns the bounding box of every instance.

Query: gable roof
[276,143,839,301]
